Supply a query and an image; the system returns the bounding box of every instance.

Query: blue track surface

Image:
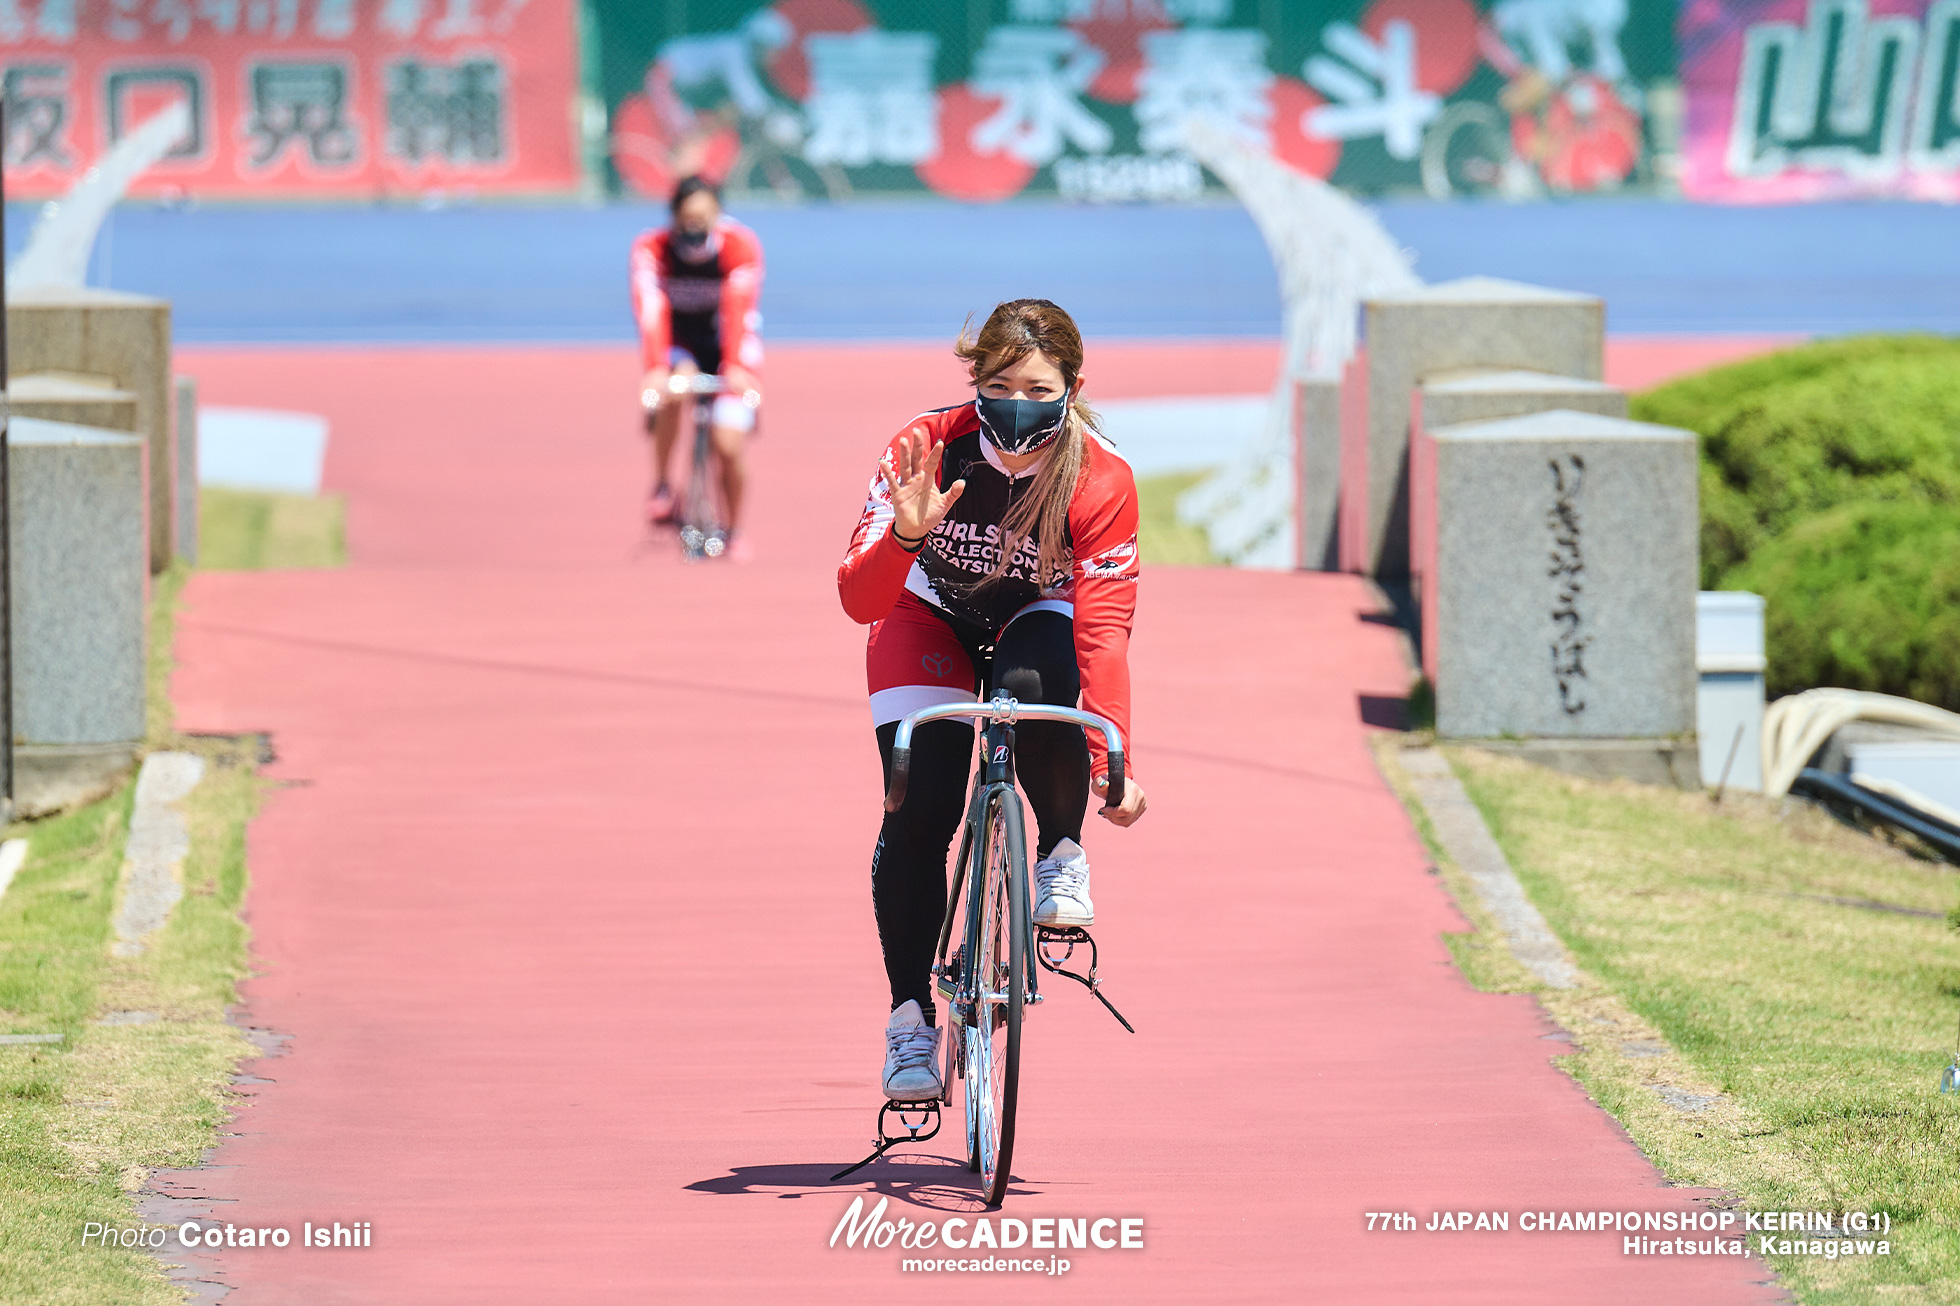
[9,198,1954,343]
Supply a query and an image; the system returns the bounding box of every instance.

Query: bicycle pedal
[1034,925,1136,1033]
[830,1099,942,1182]
[882,1099,941,1137]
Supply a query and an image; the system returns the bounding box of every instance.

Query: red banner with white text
[0,0,579,198]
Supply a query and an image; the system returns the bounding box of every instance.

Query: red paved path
[157,343,1783,1303]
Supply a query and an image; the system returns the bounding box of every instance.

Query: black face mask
[673,227,712,259]
[975,391,1069,454]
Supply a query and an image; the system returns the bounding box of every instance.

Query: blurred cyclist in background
[631,176,765,556]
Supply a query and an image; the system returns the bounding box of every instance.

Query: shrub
[1727,499,1960,711]
[1630,334,1960,585]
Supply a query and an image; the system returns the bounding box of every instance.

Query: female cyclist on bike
[631,175,764,556]
[837,298,1148,1101]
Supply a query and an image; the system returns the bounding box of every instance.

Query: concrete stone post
[10,416,146,813]
[1411,370,1629,675]
[1362,277,1603,579]
[1294,377,1341,571]
[175,375,198,566]
[1421,409,1697,758]
[6,287,173,572]
[8,373,139,432]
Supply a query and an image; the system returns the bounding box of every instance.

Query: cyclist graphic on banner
[597,0,1664,204]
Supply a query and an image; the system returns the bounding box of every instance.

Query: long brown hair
[954,299,1101,589]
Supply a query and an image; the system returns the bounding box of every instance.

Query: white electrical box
[1697,592,1765,791]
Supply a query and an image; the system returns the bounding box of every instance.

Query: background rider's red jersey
[629,217,764,379]
[838,404,1141,780]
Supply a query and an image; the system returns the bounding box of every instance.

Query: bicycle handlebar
[885,697,1124,814]
[640,372,762,410]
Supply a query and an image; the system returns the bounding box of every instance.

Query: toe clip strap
[1036,926,1135,1033]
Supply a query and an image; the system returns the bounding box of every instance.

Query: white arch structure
[1175,118,1420,569]
[9,101,192,291]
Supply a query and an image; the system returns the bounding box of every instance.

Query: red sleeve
[837,410,951,625]
[629,229,670,372]
[1066,437,1141,782]
[717,221,765,383]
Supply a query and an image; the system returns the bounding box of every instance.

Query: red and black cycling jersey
[838,402,1141,778]
[629,218,764,379]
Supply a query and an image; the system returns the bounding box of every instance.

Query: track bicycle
[832,683,1135,1205]
[648,372,757,561]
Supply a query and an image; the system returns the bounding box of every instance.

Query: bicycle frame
[893,691,1123,969]
[890,693,1124,1202]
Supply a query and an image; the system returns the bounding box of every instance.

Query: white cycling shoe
[1032,838,1094,928]
[881,1000,943,1101]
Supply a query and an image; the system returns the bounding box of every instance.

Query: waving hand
[880,428,966,544]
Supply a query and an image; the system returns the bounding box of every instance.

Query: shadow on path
[685,1156,1047,1213]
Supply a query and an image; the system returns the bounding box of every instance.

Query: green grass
[1134,471,1218,566]
[1437,746,1960,1305]
[0,558,262,1303]
[199,487,345,570]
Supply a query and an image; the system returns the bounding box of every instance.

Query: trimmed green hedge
[1630,335,1960,709]
[1728,500,1960,707]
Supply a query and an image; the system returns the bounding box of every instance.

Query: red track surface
[157,343,1783,1303]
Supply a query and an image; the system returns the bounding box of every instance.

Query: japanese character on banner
[245,61,357,168]
[1011,0,1229,18]
[1134,28,1274,154]
[1304,19,1439,160]
[103,66,204,153]
[387,58,506,165]
[2,63,74,167]
[242,0,299,37]
[37,0,75,40]
[1490,0,1629,86]
[430,0,487,38]
[380,0,421,37]
[107,0,142,40]
[382,0,530,40]
[0,0,70,40]
[970,25,1113,166]
[1165,0,1230,20]
[1008,0,1091,17]
[801,30,940,167]
[312,0,352,37]
[147,0,194,40]
[193,0,240,36]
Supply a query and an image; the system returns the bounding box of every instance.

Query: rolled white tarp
[1762,687,1960,798]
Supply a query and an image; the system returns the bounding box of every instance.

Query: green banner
[590,0,1678,201]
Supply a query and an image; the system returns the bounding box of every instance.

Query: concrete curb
[1398,746,1579,989]
[112,751,206,958]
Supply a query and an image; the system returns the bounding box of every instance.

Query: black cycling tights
[872,610,1090,1027]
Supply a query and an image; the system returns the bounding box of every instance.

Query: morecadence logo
[830,1196,1144,1267]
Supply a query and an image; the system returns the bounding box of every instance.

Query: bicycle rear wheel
[963,789,1027,1206]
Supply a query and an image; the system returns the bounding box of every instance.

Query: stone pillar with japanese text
[1423,409,1697,757]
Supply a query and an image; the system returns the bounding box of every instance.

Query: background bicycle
[648,371,756,561]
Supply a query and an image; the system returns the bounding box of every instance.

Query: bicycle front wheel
[963,789,1028,1206]
[680,406,721,558]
